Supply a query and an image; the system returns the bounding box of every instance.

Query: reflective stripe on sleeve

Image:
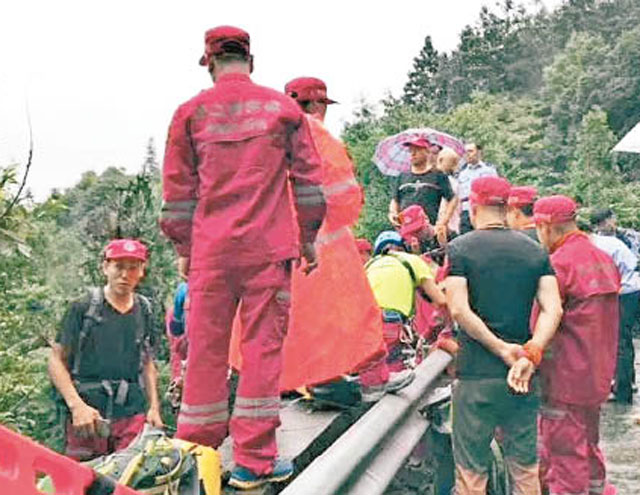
[161,199,198,220]
[323,178,359,197]
[296,195,326,206]
[315,226,349,246]
[293,184,324,206]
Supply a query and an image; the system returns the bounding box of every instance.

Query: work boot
[361,369,415,403]
[361,383,387,403]
[387,369,415,393]
[228,458,294,490]
[309,376,361,409]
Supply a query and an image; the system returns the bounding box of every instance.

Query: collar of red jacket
[550,229,587,254]
[216,73,251,84]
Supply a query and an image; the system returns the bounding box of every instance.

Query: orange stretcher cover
[229,116,384,391]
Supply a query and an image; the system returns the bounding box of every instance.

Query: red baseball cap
[533,195,578,225]
[285,77,337,104]
[470,176,511,206]
[402,135,441,150]
[199,25,250,66]
[399,205,433,239]
[508,186,538,208]
[355,238,372,253]
[104,239,148,262]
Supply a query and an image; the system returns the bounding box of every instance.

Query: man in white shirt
[457,143,498,234]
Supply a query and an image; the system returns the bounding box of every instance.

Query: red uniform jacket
[160,73,326,267]
[541,232,620,405]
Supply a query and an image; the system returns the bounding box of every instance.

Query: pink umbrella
[373,128,465,176]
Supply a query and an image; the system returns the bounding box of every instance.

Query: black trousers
[460,210,474,235]
[616,291,639,403]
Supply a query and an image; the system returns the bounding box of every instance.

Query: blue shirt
[456,162,498,212]
[591,234,640,294]
[169,282,189,336]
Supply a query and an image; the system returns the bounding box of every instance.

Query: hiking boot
[310,376,361,409]
[228,458,294,490]
[387,369,415,393]
[361,383,387,403]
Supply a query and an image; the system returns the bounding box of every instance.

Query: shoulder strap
[72,287,104,377]
[388,253,417,285]
[134,293,153,344]
[365,253,417,285]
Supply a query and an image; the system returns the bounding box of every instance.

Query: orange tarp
[230,116,384,391]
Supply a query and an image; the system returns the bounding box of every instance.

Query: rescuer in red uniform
[506,185,539,242]
[160,26,326,490]
[533,196,620,495]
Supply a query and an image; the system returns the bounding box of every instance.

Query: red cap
[533,195,578,225]
[355,238,372,252]
[402,135,441,150]
[199,26,250,66]
[470,176,511,206]
[285,77,337,104]
[508,186,538,208]
[104,239,148,262]
[399,205,433,240]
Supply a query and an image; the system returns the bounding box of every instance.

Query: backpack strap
[365,253,417,285]
[388,252,417,285]
[134,293,154,388]
[72,287,103,377]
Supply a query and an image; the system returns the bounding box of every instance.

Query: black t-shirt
[56,290,156,418]
[447,229,554,379]
[521,228,539,243]
[393,169,454,224]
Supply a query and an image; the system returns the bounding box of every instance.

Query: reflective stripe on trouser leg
[230,262,291,475]
[176,268,239,448]
[539,402,591,495]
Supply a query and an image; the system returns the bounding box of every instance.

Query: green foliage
[0,140,180,448]
[346,0,640,242]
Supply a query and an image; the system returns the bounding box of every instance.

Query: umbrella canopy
[613,122,640,154]
[373,128,465,176]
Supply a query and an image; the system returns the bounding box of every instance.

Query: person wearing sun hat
[446,178,562,495]
[48,239,162,461]
[533,195,620,495]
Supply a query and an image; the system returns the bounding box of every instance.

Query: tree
[403,36,440,109]
[142,137,160,176]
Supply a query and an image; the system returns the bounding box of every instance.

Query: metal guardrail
[280,349,453,495]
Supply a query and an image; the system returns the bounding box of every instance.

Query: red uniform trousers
[166,310,189,382]
[176,262,291,475]
[382,317,406,372]
[64,414,145,461]
[357,315,403,388]
[538,401,607,495]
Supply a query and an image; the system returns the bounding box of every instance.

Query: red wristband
[519,341,543,367]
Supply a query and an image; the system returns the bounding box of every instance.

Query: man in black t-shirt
[445,177,562,495]
[48,239,162,460]
[388,136,457,243]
